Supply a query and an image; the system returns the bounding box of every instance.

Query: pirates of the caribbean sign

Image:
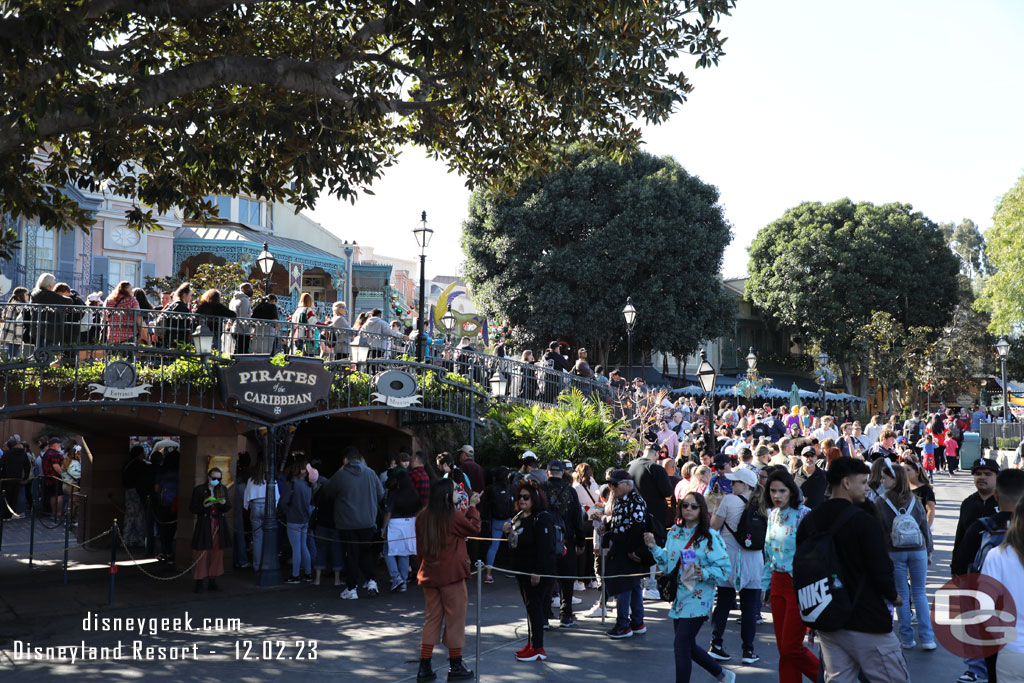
[220,358,332,420]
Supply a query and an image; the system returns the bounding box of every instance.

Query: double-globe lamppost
[996,337,1011,424]
[413,212,434,362]
[441,305,457,343]
[697,349,717,429]
[622,297,637,380]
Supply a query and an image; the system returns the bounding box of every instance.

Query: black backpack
[545,481,576,548]
[907,419,923,443]
[724,495,768,551]
[792,505,863,631]
[488,481,516,520]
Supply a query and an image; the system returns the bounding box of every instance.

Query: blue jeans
[615,579,644,629]
[673,617,723,682]
[385,553,410,583]
[963,657,986,679]
[250,500,269,571]
[286,522,311,577]
[890,549,934,645]
[486,518,508,568]
[313,527,343,571]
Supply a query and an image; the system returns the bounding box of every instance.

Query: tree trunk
[840,360,854,394]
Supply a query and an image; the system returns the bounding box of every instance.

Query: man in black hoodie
[542,460,584,627]
[795,457,909,682]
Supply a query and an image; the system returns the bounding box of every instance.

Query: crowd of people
[0,433,84,523]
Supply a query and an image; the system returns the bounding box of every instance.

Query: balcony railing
[0,303,618,419]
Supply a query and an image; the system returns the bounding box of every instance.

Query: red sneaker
[515,646,547,662]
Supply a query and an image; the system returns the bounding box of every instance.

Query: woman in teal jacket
[645,491,735,683]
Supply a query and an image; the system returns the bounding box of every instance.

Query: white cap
[520,450,538,461]
[724,468,758,488]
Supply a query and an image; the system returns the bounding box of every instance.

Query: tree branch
[0,54,455,154]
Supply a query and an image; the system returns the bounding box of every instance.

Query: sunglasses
[679,503,700,511]
[517,494,532,501]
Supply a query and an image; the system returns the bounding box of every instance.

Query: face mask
[209,479,221,488]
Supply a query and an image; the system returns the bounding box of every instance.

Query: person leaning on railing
[1,286,30,357]
[29,272,71,349]
[194,289,236,352]
[154,283,193,349]
[250,294,279,354]
[104,281,142,344]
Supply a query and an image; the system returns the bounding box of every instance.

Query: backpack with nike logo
[792,505,863,631]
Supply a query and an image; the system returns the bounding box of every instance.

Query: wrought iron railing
[0,303,619,418]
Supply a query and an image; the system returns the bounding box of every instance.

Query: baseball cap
[48,436,62,444]
[459,444,474,457]
[972,457,1000,474]
[724,468,758,488]
[800,446,817,458]
[740,430,752,439]
[606,469,632,485]
[713,454,730,469]
[520,450,538,462]
[546,460,564,474]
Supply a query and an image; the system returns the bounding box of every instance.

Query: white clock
[111,226,141,248]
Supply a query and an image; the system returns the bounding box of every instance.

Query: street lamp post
[256,242,276,295]
[441,304,457,343]
[996,337,1010,423]
[817,351,829,415]
[696,349,717,429]
[413,211,433,362]
[622,297,637,380]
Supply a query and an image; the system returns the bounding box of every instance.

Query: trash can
[960,432,982,470]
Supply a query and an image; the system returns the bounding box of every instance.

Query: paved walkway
[0,471,981,681]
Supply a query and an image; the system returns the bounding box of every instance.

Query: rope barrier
[485,564,652,581]
[117,534,208,581]
[0,528,111,559]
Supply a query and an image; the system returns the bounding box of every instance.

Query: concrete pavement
[0,470,984,681]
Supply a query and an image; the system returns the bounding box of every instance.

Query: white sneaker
[571,595,582,605]
[583,604,606,618]
[643,587,661,601]
[573,581,586,591]
[587,580,600,589]
[340,588,358,599]
[365,580,379,597]
[921,641,937,651]
[721,671,736,683]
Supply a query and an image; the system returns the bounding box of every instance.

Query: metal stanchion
[0,489,6,552]
[475,560,483,682]
[600,553,607,626]
[29,487,37,567]
[63,501,71,584]
[109,519,119,605]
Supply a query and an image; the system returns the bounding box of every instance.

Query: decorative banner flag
[289,262,303,297]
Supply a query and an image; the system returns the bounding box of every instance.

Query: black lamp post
[697,349,717,428]
[413,211,433,362]
[622,297,637,380]
[256,242,275,295]
[996,337,1010,423]
[817,351,829,414]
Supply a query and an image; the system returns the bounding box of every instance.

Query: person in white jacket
[228,283,253,354]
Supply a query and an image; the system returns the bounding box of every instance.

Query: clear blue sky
[309,0,1024,279]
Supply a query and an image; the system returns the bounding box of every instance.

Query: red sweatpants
[770,571,819,683]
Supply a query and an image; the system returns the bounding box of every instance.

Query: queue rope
[484,564,653,581]
[0,528,111,559]
[117,534,208,581]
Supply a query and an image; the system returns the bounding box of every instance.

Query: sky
[308,0,1024,280]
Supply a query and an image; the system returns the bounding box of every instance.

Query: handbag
[656,534,695,602]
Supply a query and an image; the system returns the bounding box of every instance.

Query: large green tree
[462,146,734,368]
[0,0,735,255]
[746,199,960,397]
[977,175,1024,335]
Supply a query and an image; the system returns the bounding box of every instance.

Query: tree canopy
[461,145,734,368]
[977,175,1024,335]
[0,0,735,253]
[746,199,961,395]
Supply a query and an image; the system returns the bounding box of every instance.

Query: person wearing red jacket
[414,479,482,682]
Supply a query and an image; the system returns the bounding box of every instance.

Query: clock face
[103,361,137,389]
[111,226,141,247]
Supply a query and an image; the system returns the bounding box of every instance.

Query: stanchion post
[600,553,607,627]
[475,560,483,683]
[109,519,119,605]
[63,501,71,584]
[0,489,6,552]
[29,487,37,567]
